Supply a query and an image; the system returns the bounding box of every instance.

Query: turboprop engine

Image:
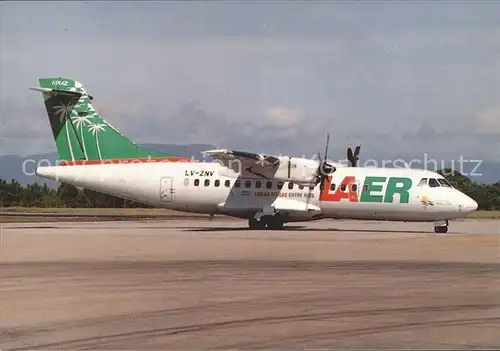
[241,134,337,186]
[272,156,322,185]
[204,134,338,186]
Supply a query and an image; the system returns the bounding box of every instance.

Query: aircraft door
[350,179,362,202]
[160,176,174,202]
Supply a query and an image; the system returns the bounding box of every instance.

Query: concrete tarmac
[1,219,499,349]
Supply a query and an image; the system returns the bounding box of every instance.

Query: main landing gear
[434,220,449,234]
[248,215,284,230]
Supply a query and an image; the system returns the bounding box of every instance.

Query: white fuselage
[36,161,478,223]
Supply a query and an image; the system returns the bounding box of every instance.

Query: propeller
[347,145,361,167]
[316,133,336,189]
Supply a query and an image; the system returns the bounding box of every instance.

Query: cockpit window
[438,178,452,188]
[418,178,428,187]
[429,178,440,187]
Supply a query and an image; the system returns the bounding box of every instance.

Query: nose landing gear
[434,220,449,233]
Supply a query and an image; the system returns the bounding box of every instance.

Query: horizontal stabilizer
[29,86,94,99]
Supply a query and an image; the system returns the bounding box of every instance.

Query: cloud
[475,108,500,135]
[264,106,304,127]
[0,95,55,156]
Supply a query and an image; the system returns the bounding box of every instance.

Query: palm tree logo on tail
[71,113,93,159]
[88,122,107,160]
[53,102,77,161]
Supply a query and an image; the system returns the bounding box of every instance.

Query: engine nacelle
[273,157,319,185]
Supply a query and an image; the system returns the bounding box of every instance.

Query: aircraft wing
[202,149,280,167]
[203,148,320,184]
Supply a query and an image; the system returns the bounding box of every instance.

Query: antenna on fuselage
[316,133,336,189]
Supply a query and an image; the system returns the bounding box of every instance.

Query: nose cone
[460,194,478,213]
[467,198,479,212]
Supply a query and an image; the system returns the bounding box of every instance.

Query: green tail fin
[32,77,179,163]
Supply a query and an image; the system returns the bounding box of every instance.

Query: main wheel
[265,216,284,230]
[248,218,265,229]
[434,226,448,233]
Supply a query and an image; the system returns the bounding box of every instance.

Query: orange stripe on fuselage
[59,157,194,166]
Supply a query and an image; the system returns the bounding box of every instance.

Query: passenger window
[351,184,358,192]
[438,178,452,188]
[288,182,294,190]
[214,179,220,187]
[204,179,210,187]
[418,178,428,187]
[363,184,368,192]
[194,179,200,186]
[256,180,262,188]
[341,184,347,191]
[429,178,440,188]
[225,180,230,187]
[266,181,272,189]
[299,184,304,190]
[330,183,336,191]
[277,182,284,189]
[309,185,315,191]
[234,180,241,188]
[245,180,251,188]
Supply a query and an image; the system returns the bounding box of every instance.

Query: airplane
[31,77,478,233]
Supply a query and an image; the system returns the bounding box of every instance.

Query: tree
[438,169,499,210]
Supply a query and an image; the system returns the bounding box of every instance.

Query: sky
[1,1,499,163]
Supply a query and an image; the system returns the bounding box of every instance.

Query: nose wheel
[434,226,448,233]
[434,220,449,233]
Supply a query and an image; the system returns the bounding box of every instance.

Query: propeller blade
[347,147,354,166]
[324,133,330,162]
[354,145,361,157]
[320,168,328,190]
[353,145,361,167]
[316,133,336,187]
